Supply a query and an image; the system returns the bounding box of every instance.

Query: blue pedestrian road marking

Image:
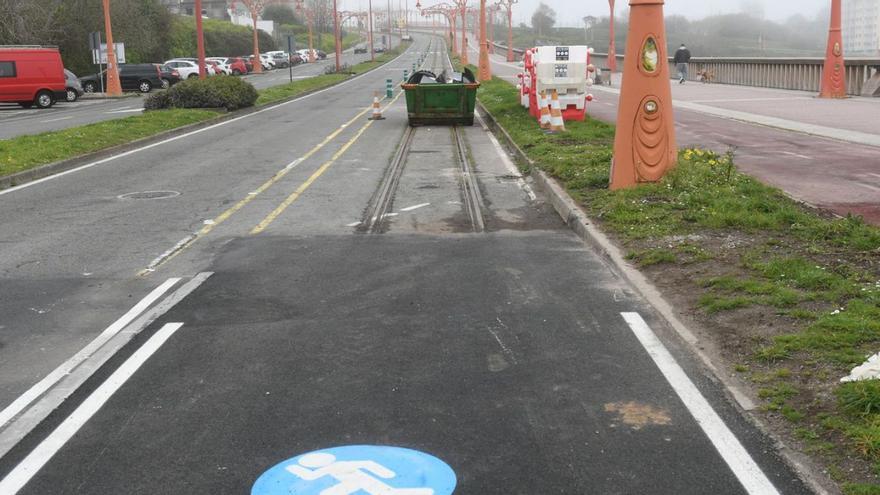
[252,445,457,495]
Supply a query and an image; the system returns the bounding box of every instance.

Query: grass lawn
[0,109,217,178]
[477,74,880,493]
[0,45,409,182]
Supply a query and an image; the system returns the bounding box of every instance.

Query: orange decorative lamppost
[101,0,122,95]
[487,4,499,46]
[607,0,617,72]
[241,0,274,73]
[195,0,207,78]
[295,0,317,63]
[819,0,847,98]
[609,0,676,190]
[477,0,490,80]
[452,0,469,64]
[495,0,516,62]
[421,3,457,52]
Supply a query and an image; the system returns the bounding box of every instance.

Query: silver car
[64,69,84,102]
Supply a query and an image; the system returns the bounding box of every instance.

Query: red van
[0,46,67,108]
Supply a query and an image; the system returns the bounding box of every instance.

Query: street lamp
[101,0,122,95]
[452,0,468,64]
[295,0,316,63]
[819,0,847,98]
[195,0,207,78]
[477,0,490,80]
[607,0,616,72]
[369,0,376,61]
[332,0,342,72]
[495,0,516,62]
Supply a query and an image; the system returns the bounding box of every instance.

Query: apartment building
[843,0,880,56]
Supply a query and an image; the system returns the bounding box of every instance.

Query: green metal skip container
[401,68,480,126]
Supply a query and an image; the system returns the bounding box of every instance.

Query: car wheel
[188,73,198,79]
[35,90,54,109]
[138,80,153,93]
[232,69,242,76]
[161,78,170,89]
[83,81,97,93]
[66,88,79,102]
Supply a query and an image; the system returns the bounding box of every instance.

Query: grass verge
[476,74,880,492]
[0,44,409,182]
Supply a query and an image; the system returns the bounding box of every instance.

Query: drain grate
[118,191,180,200]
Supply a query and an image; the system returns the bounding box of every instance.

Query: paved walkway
[468,39,880,225]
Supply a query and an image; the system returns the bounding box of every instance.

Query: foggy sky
[509,0,829,27]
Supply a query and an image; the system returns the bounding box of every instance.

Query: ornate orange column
[101,0,122,95]
[609,0,676,190]
[478,0,491,80]
[819,0,847,98]
[607,0,617,72]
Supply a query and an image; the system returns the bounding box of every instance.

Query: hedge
[168,16,276,59]
[145,76,258,111]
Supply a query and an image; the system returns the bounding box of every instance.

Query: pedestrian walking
[674,43,691,84]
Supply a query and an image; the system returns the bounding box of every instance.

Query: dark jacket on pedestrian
[674,46,692,64]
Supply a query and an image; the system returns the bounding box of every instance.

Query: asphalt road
[0,40,396,141]
[467,38,880,224]
[0,34,813,494]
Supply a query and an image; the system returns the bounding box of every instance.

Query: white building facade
[843,0,880,56]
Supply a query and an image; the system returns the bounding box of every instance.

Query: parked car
[259,53,276,69]
[204,60,227,75]
[239,57,254,73]
[289,53,304,66]
[316,50,327,60]
[353,44,368,54]
[221,57,249,75]
[401,34,413,41]
[0,46,66,108]
[64,68,84,102]
[269,53,289,68]
[156,64,181,89]
[163,59,201,79]
[374,45,386,53]
[297,49,317,62]
[79,63,164,93]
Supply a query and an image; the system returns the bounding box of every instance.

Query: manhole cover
[118,191,180,200]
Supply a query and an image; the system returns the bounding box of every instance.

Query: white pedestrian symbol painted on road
[286,453,434,495]
[251,445,456,495]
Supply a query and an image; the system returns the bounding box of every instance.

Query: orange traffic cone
[539,90,551,129]
[369,93,384,121]
[549,90,566,133]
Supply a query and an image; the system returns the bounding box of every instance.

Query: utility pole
[495,0,516,62]
[332,0,342,71]
[101,0,122,95]
[369,0,375,61]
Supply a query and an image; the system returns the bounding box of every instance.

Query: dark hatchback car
[156,64,181,89]
[79,64,164,93]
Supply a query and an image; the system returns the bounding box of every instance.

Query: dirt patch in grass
[477,74,880,492]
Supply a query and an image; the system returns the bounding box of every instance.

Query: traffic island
[476,74,880,494]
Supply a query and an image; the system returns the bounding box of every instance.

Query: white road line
[0,278,180,430]
[857,183,880,192]
[40,116,74,123]
[780,151,813,160]
[400,202,430,212]
[866,173,880,180]
[621,312,780,495]
[0,322,185,494]
[0,42,416,199]
[105,108,143,114]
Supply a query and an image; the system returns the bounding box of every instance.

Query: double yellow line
[139,89,406,276]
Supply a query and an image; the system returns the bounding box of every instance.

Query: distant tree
[263,4,298,25]
[531,3,555,37]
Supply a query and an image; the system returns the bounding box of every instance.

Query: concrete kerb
[475,99,839,495]
[0,44,416,193]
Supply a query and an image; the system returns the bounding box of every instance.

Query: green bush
[145,77,258,111]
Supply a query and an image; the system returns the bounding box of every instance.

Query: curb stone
[0,45,414,192]
[475,100,839,495]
